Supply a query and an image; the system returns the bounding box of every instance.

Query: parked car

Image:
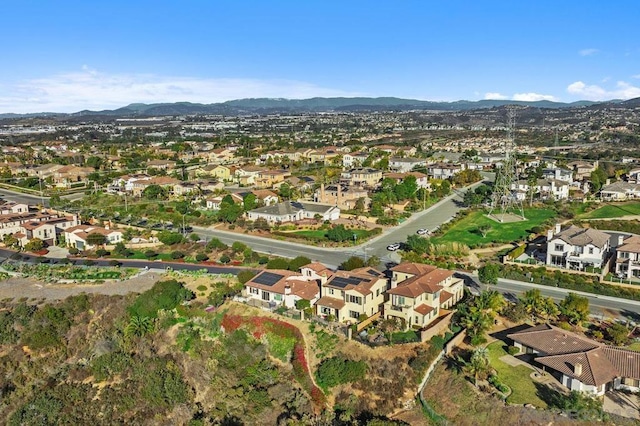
[386,243,401,251]
[416,228,429,235]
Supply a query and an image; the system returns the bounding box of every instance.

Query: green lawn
[486,341,548,408]
[431,208,556,247]
[580,202,640,219]
[627,342,640,352]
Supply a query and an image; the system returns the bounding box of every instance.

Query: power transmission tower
[488,107,525,222]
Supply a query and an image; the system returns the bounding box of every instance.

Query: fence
[420,311,453,342]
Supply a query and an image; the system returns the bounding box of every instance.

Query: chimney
[618,235,625,246]
[284,285,291,295]
[574,363,582,376]
[605,178,611,186]
[547,229,554,241]
[555,223,561,234]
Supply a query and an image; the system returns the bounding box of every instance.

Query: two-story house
[384,263,464,329]
[64,225,124,250]
[614,234,640,279]
[546,224,610,270]
[315,268,387,322]
[340,168,383,188]
[244,269,321,309]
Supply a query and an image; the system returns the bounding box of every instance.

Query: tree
[590,166,608,194]
[405,234,431,255]
[85,156,104,170]
[340,256,365,271]
[478,263,500,285]
[477,224,491,238]
[460,347,491,387]
[142,184,167,199]
[157,231,183,245]
[3,234,19,249]
[288,256,311,271]
[503,300,528,323]
[559,293,590,324]
[24,238,44,252]
[607,323,629,346]
[237,270,257,284]
[125,315,154,337]
[266,257,289,269]
[218,198,243,223]
[520,289,558,322]
[243,192,257,211]
[86,233,107,247]
[326,224,354,243]
[206,238,227,251]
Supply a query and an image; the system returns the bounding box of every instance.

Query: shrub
[206,238,227,251]
[507,345,520,355]
[288,256,311,271]
[68,247,79,255]
[258,256,269,265]
[128,280,195,319]
[144,250,157,259]
[157,231,183,246]
[557,321,572,331]
[237,270,257,284]
[315,356,367,389]
[95,248,108,257]
[266,257,289,270]
[170,251,185,260]
[340,256,365,271]
[195,253,208,262]
[219,254,231,264]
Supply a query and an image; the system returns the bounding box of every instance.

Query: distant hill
[2,96,630,119]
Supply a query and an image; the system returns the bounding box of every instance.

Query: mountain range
[1,96,638,119]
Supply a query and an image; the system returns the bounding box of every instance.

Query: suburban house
[249,189,279,206]
[568,160,598,181]
[342,152,369,168]
[130,176,181,197]
[545,224,611,270]
[64,225,124,250]
[246,201,340,224]
[254,170,291,189]
[614,234,640,279]
[0,201,29,215]
[383,171,430,189]
[542,168,574,184]
[19,221,58,246]
[512,179,570,201]
[315,267,388,322]
[508,324,640,396]
[52,165,94,188]
[205,193,244,210]
[196,164,236,180]
[389,157,428,173]
[384,263,464,330]
[600,181,640,201]
[146,159,177,172]
[427,163,464,180]
[340,168,383,188]
[243,269,320,309]
[314,184,370,210]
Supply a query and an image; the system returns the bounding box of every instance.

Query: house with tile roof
[243,269,320,309]
[246,201,340,224]
[508,324,640,396]
[315,267,387,323]
[545,224,611,270]
[614,234,640,279]
[64,225,124,250]
[384,263,464,330]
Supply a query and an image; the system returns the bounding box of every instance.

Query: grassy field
[627,342,640,352]
[486,341,547,408]
[580,202,640,219]
[431,208,556,247]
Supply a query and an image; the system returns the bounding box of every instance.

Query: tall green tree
[559,293,590,325]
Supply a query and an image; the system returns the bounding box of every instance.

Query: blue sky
[2,0,640,113]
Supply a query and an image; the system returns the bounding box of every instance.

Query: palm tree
[125,316,154,337]
[460,347,491,387]
[476,290,505,313]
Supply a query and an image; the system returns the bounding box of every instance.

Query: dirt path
[0,271,164,302]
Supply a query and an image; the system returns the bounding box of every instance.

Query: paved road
[0,188,49,207]
[458,272,640,322]
[193,181,486,269]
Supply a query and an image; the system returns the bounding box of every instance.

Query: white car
[416,228,429,235]
[386,243,401,251]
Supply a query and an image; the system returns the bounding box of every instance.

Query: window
[262,291,270,301]
[376,289,380,297]
[414,316,419,324]
[249,287,259,295]
[588,247,594,254]
[394,296,406,306]
[321,307,333,315]
[328,288,334,295]
[348,295,362,305]
[555,244,564,251]
[349,311,359,319]
[621,252,630,259]
[273,294,282,301]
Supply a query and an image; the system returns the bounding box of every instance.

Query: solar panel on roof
[366,269,378,276]
[253,272,283,287]
[331,276,363,289]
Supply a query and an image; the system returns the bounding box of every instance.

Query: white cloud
[579,48,599,56]
[512,92,558,102]
[0,68,362,113]
[632,74,640,79]
[484,92,508,100]
[567,80,640,100]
